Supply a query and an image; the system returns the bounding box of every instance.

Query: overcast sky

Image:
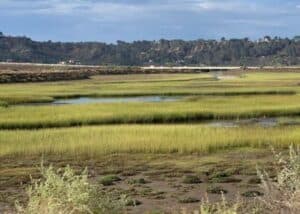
[0,0,300,43]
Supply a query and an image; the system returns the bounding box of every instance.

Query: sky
[0,0,300,43]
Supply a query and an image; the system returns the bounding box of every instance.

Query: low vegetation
[0,72,300,105]
[1,72,300,213]
[1,125,300,157]
[194,146,300,214]
[0,72,299,129]
[0,101,8,108]
[257,146,300,213]
[18,146,300,213]
[16,164,126,214]
[199,194,239,214]
[99,175,122,186]
[182,175,202,184]
[1,95,300,129]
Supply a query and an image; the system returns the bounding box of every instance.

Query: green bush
[182,175,202,184]
[0,101,8,108]
[99,175,121,186]
[178,197,200,204]
[127,178,148,185]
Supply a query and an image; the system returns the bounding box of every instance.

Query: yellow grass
[0,95,300,129]
[0,72,299,104]
[1,125,300,157]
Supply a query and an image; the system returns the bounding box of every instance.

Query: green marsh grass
[1,125,300,157]
[0,72,300,104]
[1,95,300,129]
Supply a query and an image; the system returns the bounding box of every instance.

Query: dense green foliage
[1,33,300,65]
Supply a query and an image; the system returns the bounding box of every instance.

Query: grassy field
[0,94,300,129]
[0,72,299,104]
[1,71,300,213]
[0,72,300,141]
[0,72,299,153]
[1,125,300,157]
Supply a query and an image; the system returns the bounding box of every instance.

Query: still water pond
[52,96,182,105]
[209,118,278,128]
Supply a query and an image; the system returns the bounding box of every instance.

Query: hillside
[1,32,300,66]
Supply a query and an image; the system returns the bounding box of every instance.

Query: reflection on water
[52,96,182,105]
[209,118,278,128]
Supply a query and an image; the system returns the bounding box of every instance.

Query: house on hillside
[59,61,66,65]
[58,60,81,65]
[293,36,300,42]
[258,36,272,43]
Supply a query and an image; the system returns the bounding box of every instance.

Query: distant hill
[1,33,300,66]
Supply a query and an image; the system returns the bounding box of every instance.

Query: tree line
[1,32,300,66]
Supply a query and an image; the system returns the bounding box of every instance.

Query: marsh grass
[1,72,300,129]
[1,125,300,157]
[4,72,300,213]
[1,95,300,129]
[0,72,300,104]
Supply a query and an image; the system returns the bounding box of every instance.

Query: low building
[58,60,81,65]
[58,61,66,65]
[293,36,300,42]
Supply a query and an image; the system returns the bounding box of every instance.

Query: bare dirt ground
[0,148,275,214]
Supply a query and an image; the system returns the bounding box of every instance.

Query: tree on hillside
[1,34,300,66]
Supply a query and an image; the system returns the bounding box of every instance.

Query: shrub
[209,171,230,179]
[257,145,300,214]
[16,164,125,214]
[99,175,121,186]
[206,186,228,194]
[209,177,242,183]
[247,177,261,184]
[179,197,200,204]
[199,194,240,214]
[124,198,142,206]
[0,101,8,108]
[188,145,300,214]
[182,175,202,184]
[127,178,148,185]
[241,191,263,198]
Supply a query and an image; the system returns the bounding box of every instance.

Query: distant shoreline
[2,62,300,69]
[1,62,300,83]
